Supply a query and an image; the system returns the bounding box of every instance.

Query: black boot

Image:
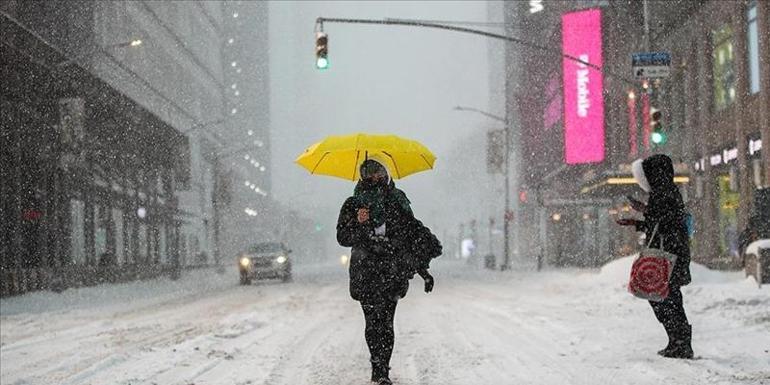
[662,324,693,359]
[371,360,391,384]
[657,323,676,356]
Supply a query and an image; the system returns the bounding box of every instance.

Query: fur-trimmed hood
[631,158,650,192]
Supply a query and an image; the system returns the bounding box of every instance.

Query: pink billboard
[562,9,604,164]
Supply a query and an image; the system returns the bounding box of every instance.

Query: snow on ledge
[745,239,770,257]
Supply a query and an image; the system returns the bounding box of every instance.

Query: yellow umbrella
[295,133,436,181]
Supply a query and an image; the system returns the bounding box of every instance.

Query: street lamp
[453,105,514,271]
[56,38,144,67]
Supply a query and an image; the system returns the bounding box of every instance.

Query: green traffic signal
[651,130,667,145]
[316,56,329,70]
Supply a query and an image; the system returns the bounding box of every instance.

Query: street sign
[632,52,671,79]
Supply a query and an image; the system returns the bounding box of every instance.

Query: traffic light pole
[453,106,513,270]
[315,16,638,270]
[315,17,637,86]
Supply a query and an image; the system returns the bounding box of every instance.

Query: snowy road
[1,259,769,385]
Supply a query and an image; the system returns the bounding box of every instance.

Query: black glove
[418,269,434,293]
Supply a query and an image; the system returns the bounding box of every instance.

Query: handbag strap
[647,223,660,248]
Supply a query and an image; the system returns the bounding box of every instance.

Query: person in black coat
[617,154,693,359]
[337,158,441,385]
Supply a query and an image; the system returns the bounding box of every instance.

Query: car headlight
[240,257,251,267]
[275,255,287,264]
[340,254,349,265]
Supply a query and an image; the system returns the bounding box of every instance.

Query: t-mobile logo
[529,0,544,14]
[576,54,591,118]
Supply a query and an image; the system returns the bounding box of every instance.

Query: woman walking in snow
[617,154,694,359]
[336,157,441,384]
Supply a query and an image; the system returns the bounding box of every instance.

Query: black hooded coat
[337,180,441,303]
[635,154,692,287]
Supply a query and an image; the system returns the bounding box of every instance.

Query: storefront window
[712,25,736,110]
[717,175,739,259]
[138,223,148,261]
[112,208,124,264]
[752,158,765,188]
[94,205,108,259]
[69,199,85,264]
[125,218,135,264]
[159,226,168,264]
[747,1,760,94]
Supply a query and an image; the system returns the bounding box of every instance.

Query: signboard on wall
[632,52,672,79]
[561,9,605,164]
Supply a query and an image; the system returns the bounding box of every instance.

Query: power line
[384,18,511,28]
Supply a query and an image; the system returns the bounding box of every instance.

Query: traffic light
[315,32,329,70]
[650,107,667,145]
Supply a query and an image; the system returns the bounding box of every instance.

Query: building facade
[216,1,275,261]
[0,0,276,295]
[504,0,769,268]
[87,1,228,266]
[1,0,190,295]
[648,0,770,268]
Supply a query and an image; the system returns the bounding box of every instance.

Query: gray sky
[269,1,503,254]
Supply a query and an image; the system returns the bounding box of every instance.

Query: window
[69,200,85,264]
[138,223,148,262]
[94,205,108,258]
[125,218,135,264]
[112,208,124,264]
[712,25,736,110]
[747,1,761,94]
[159,226,167,264]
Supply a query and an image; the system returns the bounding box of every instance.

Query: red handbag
[628,225,678,302]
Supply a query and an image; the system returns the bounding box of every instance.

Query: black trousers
[649,285,689,333]
[361,300,398,367]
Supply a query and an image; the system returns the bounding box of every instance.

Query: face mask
[361,176,387,189]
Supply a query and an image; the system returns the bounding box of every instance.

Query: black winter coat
[635,155,692,287]
[336,182,441,303]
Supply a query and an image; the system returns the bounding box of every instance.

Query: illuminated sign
[562,9,604,164]
[529,0,544,13]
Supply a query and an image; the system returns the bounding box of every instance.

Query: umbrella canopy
[295,133,436,181]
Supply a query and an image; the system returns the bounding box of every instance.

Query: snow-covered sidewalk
[1,258,768,385]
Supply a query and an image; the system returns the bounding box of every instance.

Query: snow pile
[0,266,238,317]
[593,254,749,287]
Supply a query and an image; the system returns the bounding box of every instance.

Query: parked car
[238,242,292,284]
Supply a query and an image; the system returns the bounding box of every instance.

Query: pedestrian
[617,154,694,359]
[336,156,442,385]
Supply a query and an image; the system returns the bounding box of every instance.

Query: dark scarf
[353,179,411,228]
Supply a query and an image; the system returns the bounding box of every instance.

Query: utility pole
[643,0,650,52]
[502,104,512,270]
